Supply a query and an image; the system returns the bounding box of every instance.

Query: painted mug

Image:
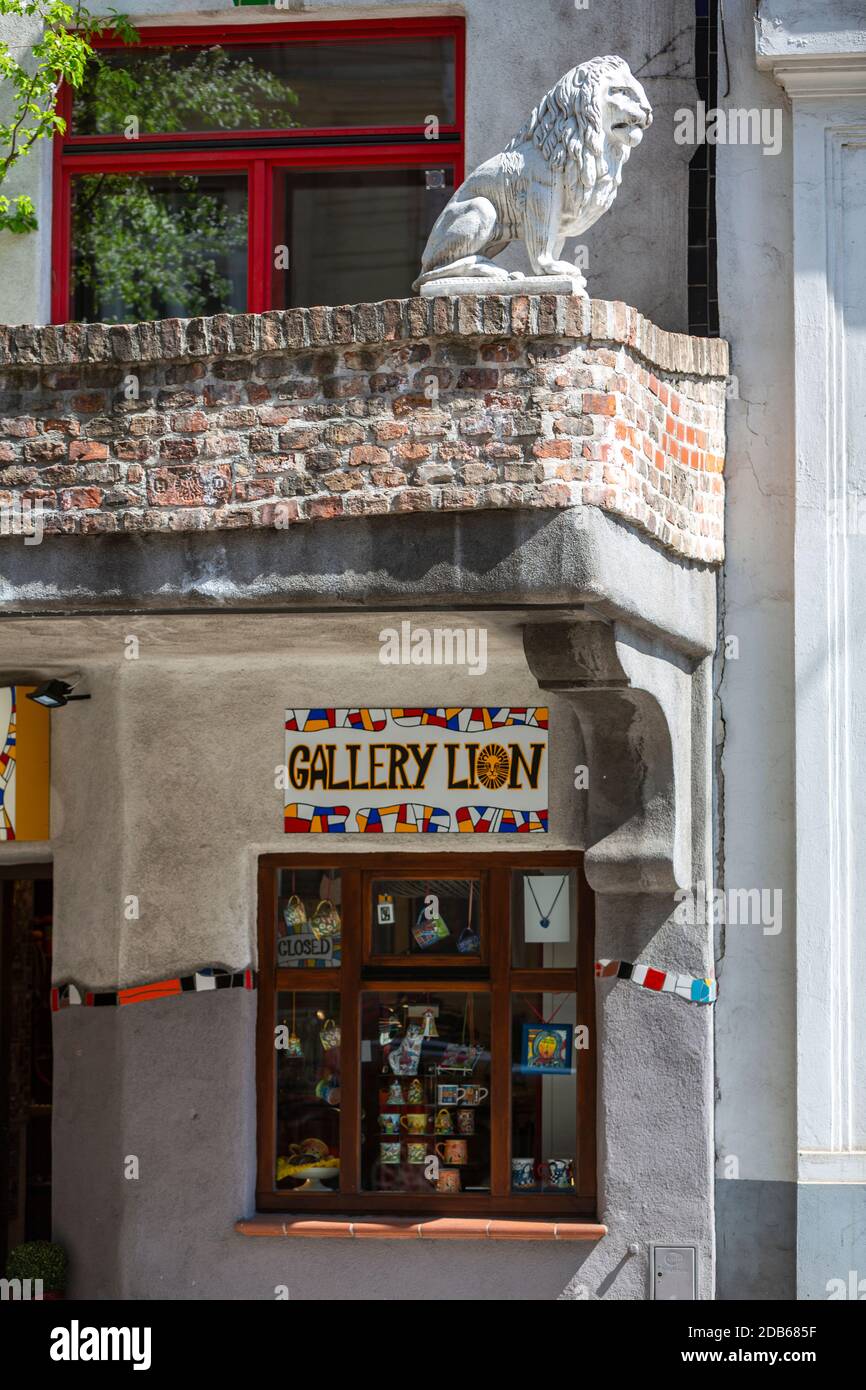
[462,1085,489,1106]
[436,1167,461,1193]
[400,1112,427,1135]
[511,1157,536,1189]
[437,1084,466,1106]
[434,1107,453,1135]
[406,1141,428,1165]
[435,1138,468,1166]
[540,1158,573,1189]
[379,1141,401,1165]
[456,1108,475,1135]
[378,1112,401,1135]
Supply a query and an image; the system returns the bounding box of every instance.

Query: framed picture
[519,1023,574,1075]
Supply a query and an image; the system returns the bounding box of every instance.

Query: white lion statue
[413,55,652,295]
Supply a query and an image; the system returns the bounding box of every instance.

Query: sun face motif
[476,742,510,790]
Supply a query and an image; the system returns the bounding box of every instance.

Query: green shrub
[5,1241,68,1291]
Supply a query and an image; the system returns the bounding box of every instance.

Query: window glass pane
[276,867,341,969]
[361,991,490,1194]
[275,990,340,1193]
[370,877,480,959]
[511,869,577,969]
[511,993,578,1193]
[271,166,453,309]
[70,172,247,324]
[74,39,456,135]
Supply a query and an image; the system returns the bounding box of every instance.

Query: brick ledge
[235,1215,607,1241]
[0,295,729,379]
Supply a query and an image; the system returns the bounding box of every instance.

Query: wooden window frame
[51,16,466,323]
[256,852,597,1218]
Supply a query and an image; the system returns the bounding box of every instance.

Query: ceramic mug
[437,1084,466,1106]
[378,1112,401,1135]
[511,1156,536,1189]
[540,1158,573,1189]
[406,1141,428,1165]
[436,1167,461,1193]
[434,1107,453,1135]
[456,1108,475,1135]
[400,1112,427,1135]
[462,1085,489,1106]
[435,1138,468,1166]
[380,1141,401,1165]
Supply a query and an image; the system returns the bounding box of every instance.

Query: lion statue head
[507,55,652,190]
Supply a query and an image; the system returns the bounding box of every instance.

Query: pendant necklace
[527,875,566,931]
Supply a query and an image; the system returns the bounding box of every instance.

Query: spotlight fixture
[26,680,91,709]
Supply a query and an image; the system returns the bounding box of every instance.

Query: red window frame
[51,17,466,324]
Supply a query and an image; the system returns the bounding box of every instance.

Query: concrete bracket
[524,620,693,895]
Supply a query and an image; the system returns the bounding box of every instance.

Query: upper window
[52,20,464,324]
[257,854,596,1218]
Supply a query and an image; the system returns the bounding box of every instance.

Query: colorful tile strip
[284,706,548,734]
[51,967,256,1011]
[595,959,717,1005]
[285,801,549,833]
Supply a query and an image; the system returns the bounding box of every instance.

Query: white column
[766,55,866,1183]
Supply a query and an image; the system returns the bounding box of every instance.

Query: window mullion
[338,866,363,1194]
[248,157,268,314]
[489,866,511,1198]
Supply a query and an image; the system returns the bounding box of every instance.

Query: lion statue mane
[413,55,652,294]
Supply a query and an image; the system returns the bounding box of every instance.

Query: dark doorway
[0,865,53,1272]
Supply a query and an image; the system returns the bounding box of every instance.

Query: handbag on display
[282,894,308,933]
[387,1023,424,1076]
[319,1017,341,1052]
[412,906,450,950]
[310,898,341,940]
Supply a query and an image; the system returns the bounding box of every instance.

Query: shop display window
[257,856,595,1216]
[360,991,491,1194]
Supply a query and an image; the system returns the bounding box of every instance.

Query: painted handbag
[387,1023,423,1076]
[310,898,341,940]
[412,907,450,950]
[456,924,481,955]
[319,1017,341,1052]
[282,894,308,932]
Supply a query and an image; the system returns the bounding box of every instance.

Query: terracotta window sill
[236,1216,607,1242]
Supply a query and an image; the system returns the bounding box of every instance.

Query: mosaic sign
[0,686,50,841]
[284,708,548,833]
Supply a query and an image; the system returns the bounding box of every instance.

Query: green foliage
[0,191,37,231]
[73,172,247,323]
[6,1240,68,1290]
[0,0,138,233]
[76,43,301,136]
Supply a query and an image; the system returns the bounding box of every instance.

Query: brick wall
[0,295,728,562]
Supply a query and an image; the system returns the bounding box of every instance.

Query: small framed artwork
[376,895,395,925]
[519,1023,574,1075]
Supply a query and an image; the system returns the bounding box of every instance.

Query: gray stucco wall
[53,992,600,1300]
[0,593,718,1299]
[713,0,798,1301]
[0,0,696,330]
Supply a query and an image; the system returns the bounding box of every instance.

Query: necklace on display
[527,875,566,931]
